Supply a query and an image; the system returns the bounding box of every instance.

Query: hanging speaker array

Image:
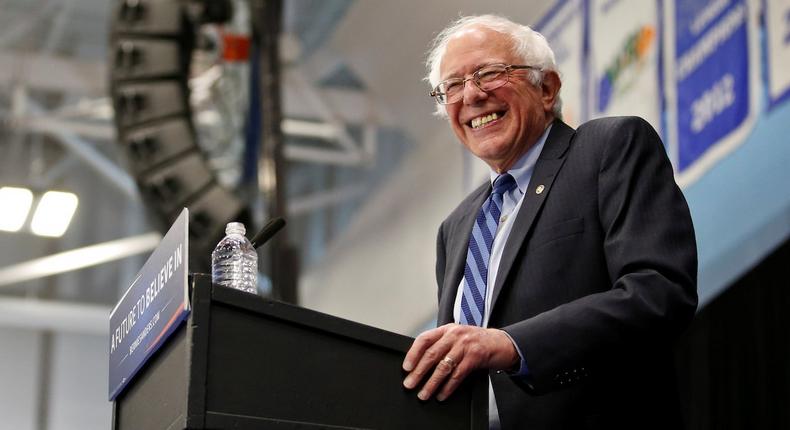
[109,0,248,270]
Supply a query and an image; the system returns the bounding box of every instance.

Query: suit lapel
[489,120,575,314]
[437,184,489,325]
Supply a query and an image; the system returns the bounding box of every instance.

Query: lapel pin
[536,184,545,194]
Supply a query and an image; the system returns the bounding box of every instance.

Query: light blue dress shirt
[451,123,552,429]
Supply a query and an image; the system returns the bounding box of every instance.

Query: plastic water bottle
[211,222,258,293]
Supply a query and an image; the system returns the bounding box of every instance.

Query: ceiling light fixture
[30,191,79,237]
[0,187,34,232]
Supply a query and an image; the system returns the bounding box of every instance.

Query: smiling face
[440,26,559,172]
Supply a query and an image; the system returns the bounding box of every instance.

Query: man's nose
[462,79,488,105]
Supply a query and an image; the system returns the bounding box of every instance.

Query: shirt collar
[488,123,553,194]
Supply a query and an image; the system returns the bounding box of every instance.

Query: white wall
[300,125,491,335]
[0,327,110,430]
[47,333,111,430]
[0,328,41,430]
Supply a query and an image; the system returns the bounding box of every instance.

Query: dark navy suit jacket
[436,117,698,429]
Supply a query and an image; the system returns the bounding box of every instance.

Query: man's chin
[467,140,511,161]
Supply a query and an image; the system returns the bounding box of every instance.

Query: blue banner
[671,0,756,175]
[108,208,190,400]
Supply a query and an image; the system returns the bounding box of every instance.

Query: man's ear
[541,71,561,113]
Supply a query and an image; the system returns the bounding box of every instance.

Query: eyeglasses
[429,63,540,105]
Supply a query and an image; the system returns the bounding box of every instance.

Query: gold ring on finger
[440,355,457,369]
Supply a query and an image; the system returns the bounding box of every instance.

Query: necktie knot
[493,173,517,196]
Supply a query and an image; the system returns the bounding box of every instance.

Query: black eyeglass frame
[429,63,541,105]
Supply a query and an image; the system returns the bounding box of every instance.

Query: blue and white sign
[664,0,760,186]
[589,0,663,135]
[535,0,588,127]
[108,208,190,400]
[765,0,790,107]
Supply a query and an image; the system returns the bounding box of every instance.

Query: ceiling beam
[0,297,109,335]
[0,51,105,94]
[0,232,161,288]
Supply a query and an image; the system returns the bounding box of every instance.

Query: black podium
[112,274,487,429]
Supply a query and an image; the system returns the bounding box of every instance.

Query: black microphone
[250,217,286,249]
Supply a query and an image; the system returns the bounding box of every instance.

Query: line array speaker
[109,0,247,271]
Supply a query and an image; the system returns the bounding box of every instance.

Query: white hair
[426,14,563,119]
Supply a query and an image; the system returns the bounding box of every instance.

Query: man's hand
[402,323,519,401]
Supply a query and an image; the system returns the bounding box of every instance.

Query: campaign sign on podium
[108,208,190,400]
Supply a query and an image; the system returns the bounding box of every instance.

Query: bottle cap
[225,222,246,235]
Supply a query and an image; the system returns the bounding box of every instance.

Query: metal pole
[251,0,297,303]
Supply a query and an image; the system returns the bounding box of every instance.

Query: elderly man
[402,15,697,429]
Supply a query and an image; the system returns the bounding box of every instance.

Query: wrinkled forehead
[439,26,518,78]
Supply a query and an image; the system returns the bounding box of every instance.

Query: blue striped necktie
[460,173,517,326]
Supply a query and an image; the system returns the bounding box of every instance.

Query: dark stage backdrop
[675,237,790,429]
